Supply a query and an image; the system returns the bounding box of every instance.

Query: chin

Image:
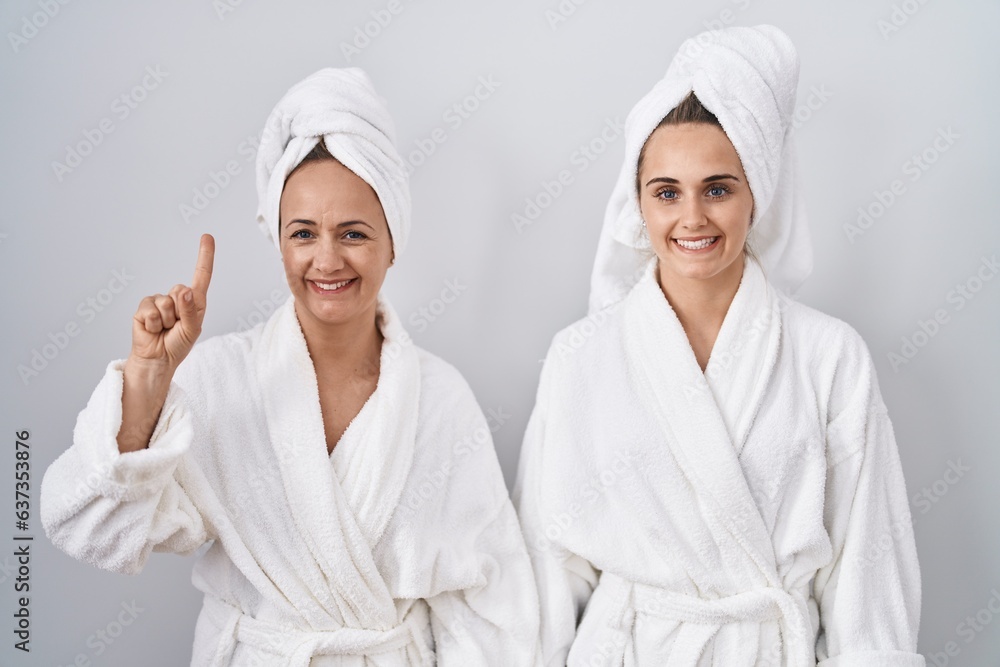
[659,255,711,276]
[658,254,741,283]
[309,289,382,324]
[297,296,354,324]
[678,266,724,282]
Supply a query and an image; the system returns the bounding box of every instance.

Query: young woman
[41,68,538,666]
[514,26,923,666]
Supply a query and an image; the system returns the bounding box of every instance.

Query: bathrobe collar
[622,257,783,587]
[253,292,421,629]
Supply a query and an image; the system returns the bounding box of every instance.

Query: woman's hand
[129,233,215,371]
[118,234,214,453]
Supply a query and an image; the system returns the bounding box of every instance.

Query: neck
[657,254,746,333]
[294,299,383,376]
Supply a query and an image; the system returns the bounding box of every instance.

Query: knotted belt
[205,595,433,667]
[603,572,812,667]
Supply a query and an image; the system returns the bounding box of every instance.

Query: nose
[313,236,346,273]
[678,197,708,230]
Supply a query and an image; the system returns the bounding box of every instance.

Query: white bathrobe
[514,258,923,667]
[41,295,538,666]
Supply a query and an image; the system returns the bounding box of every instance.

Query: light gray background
[2,0,998,665]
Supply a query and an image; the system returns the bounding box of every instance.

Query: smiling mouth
[310,278,357,293]
[673,236,720,251]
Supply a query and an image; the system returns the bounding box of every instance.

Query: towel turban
[255,67,411,259]
[589,24,812,313]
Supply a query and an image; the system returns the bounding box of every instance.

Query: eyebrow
[286,219,375,230]
[644,174,741,187]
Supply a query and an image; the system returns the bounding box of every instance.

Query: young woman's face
[279,159,393,330]
[637,122,753,286]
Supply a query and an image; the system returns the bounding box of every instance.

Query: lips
[309,278,357,293]
[673,236,719,250]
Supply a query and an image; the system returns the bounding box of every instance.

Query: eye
[290,229,314,239]
[344,230,368,240]
[707,184,732,198]
[654,188,678,201]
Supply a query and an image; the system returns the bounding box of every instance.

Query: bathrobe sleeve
[812,331,924,666]
[425,500,541,667]
[513,349,601,667]
[411,357,540,666]
[41,359,210,575]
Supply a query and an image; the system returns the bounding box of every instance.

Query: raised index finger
[191,233,215,296]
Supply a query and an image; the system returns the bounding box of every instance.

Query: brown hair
[288,140,339,180]
[635,91,721,194]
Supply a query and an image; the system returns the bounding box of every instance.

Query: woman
[41,68,538,666]
[514,26,923,666]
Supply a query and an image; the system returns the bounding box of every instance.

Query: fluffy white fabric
[255,67,411,257]
[515,258,923,666]
[589,24,813,312]
[41,296,538,666]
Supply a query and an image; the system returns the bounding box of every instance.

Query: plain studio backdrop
[1,0,998,664]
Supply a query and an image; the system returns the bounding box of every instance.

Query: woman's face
[637,122,753,287]
[279,159,393,331]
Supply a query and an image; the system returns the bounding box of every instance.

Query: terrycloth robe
[41,294,538,666]
[514,258,923,666]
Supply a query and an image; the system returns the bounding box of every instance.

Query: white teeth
[314,279,353,290]
[675,237,718,250]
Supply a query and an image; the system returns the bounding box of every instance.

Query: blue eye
[656,189,677,200]
[345,230,367,240]
[290,229,313,239]
[708,185,731,197]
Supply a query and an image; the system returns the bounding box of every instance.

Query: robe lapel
[254,295,408,630]
[702,259,782,456]
[622,259,781,586]
[329,295,421,552]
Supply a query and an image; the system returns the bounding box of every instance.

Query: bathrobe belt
[605,573,812,667]
[206,595,433,667]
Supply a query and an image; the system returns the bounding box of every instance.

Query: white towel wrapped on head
[255,67,411,258]
[589,24,813,313]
